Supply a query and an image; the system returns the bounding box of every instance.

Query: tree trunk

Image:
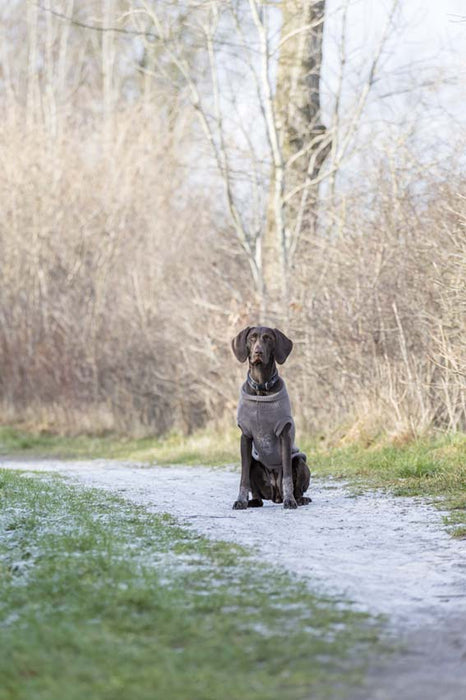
[263,0,328,321]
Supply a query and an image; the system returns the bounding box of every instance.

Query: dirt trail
[2,459,466,699]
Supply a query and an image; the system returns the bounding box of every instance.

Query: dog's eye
[263,334,271,342]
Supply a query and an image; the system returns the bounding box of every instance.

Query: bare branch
[36,2,160,39]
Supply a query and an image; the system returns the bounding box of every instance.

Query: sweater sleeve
[274,415,294,437]
[237,397,253,438]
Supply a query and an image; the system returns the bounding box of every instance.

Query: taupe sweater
[237,381,305,469]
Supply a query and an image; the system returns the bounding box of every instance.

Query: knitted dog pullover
[237,381,305,469]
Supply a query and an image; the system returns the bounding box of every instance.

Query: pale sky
[316,0,466,179]
[323,0,466,118]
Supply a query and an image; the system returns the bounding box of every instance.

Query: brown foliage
[288,175,466,437]
[0,2,464,438]
[1,113,464,437]
[0,108,249,434]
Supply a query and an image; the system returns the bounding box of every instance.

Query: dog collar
[247,369,279,392]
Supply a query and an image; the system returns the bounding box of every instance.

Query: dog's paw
[232,499,248,510]
[283,497,298,510]
[248,498,263,508]
[296,496,312,506]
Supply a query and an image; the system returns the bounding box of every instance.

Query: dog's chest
[237,385,294,468]
[251,413,277,462]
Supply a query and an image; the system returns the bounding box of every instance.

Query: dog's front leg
[233,433,252,510]
[280,423,297,509]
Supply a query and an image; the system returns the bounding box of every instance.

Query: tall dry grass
[1,112,464,438]
[289,171,466,439]
[0,106,249,434]
[0,3,464,438]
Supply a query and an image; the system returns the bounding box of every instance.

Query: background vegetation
[0,1,464,440]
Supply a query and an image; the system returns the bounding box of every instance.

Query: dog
[231,326,311,510]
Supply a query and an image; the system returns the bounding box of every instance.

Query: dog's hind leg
[293,457,311,505]
[249,459,272,506]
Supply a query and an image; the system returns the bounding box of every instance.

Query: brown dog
[231,326,311,510]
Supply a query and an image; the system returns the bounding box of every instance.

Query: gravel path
[2,458,466,699]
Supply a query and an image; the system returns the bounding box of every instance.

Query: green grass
[0,425,239,465]
[0,468,380,700]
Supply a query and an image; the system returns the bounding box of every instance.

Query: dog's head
[231,326,293,366]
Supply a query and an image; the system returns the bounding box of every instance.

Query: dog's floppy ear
[273,328,293,364]
[231,326,251,362]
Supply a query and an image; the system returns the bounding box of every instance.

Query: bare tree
[30,1,400,317]
[125,0,404,320]
[259,0,330,308]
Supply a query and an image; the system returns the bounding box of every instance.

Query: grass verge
[0,425,238,465]
[0,468,380,700]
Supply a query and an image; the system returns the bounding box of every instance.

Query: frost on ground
[2,458,466,700]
